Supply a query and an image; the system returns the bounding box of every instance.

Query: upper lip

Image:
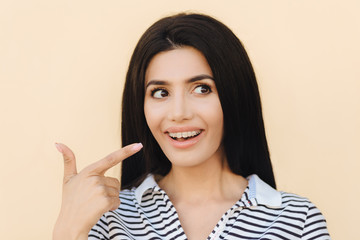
[165,126,203,133]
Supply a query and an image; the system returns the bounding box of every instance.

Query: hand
[53,142,143,240]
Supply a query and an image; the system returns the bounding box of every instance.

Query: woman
[53,13,330,239]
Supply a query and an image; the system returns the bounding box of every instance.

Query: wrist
[53,216,88,240]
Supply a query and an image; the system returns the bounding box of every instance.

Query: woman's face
[144,46,225,168]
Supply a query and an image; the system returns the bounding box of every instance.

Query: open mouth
[168,130,202,141]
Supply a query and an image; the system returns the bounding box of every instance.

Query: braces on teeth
[169,131,201,139]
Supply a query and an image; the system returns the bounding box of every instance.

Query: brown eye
[194,85,212,94]
[152,89,169,98]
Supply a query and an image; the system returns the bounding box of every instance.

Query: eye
[151,88,169,98]
[193,84,212,94]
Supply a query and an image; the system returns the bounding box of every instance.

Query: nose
[167,92,193,122]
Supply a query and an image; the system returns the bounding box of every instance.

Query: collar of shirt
[134,174,282,208]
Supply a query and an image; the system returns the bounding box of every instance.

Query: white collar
[247,174,282,207]
[134,174,282,207]
[135,174,158,203]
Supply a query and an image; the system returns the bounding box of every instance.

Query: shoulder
[278,191,323,219]
[247,174,324,212]
[279,192,330,239]
[249,174,327,222]
[246,175,330,239]
[280,191,313,207]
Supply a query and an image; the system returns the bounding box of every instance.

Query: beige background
[1,0,359,239]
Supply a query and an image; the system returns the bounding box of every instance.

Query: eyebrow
[145,74,214,89]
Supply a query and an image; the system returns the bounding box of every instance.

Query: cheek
[144,100,162,136]
[144,102,153,130]
[205,100,224,138]
[214,107,224,135]
[202,99,223,124]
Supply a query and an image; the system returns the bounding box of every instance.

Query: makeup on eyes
[149,83,213,99]
[146,75,215,101]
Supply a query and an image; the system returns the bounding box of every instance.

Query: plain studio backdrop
[0,0,359,239]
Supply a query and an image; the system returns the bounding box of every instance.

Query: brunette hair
[121,13,276,189]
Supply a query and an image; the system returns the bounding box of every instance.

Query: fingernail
[55,143,63,153]
[131,143,143,152]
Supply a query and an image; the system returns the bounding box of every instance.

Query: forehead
[145,47,213,83]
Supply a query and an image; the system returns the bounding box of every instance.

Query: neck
[158,154,247,204]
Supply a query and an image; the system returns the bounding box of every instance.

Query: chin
[165,153,214,169]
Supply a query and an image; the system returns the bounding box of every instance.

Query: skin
[144,47,248,240]
[53,46,248,240]
[144,46,224,168]
[52,142,143,240]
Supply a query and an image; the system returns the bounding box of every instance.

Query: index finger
[86,143,143,175]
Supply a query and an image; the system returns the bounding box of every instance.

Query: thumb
[55,143,77,182]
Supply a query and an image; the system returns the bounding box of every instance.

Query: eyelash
[150,88,168,98]
[150,84,213,98]
[194,84,212,94]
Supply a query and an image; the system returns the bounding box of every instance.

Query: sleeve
[88,215,110,240]
[301,202,331,240]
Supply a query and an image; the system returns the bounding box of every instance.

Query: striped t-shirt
[89,174,330,239]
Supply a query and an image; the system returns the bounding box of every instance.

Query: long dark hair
[121,13,276,189]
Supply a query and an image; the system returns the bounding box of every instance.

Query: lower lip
[166,131,203,149]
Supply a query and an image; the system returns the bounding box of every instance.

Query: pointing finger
[86,143,143,175]
[55,143,78,182]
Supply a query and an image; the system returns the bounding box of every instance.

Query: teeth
[169,130,201,139]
